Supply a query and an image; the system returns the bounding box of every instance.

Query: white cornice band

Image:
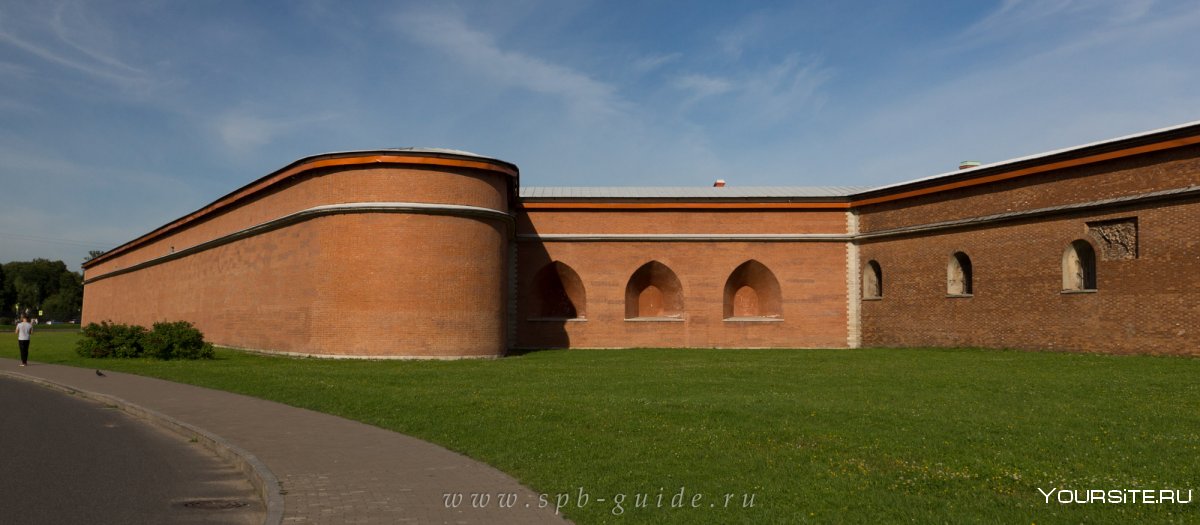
[86,185,1200,284]
[520,185,1200,243]
[518,233,853,242]
[85,202,514,284]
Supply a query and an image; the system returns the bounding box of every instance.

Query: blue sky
[2,0,1198,269]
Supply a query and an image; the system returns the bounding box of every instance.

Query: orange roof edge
[83,152,518,269]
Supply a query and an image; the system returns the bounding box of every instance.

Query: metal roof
[861,118,1200,196]
[522,119,1200,202]
[519,185,870,199]
[387,147,488,157]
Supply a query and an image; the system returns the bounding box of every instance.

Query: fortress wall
[859,145,1200,232]
[515,207,851,349]
[83,221,322,353]
[518,208,848,235]
[308,213,509,357]
[83,154,515,358]
[81,124,1200,357]
[857,146,1200,355]
[85,164,510,277]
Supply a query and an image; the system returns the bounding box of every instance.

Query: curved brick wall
[83,152,516,358]
[82,122,1200,357]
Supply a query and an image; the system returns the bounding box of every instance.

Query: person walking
[15,315,32,366]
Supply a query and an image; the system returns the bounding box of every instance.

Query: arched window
[863,260,882,299]
[947,252,973,295]
[1062,240,1097,291]
[625,261,684,319]
[530,261,586,319]
[723,260,783,319]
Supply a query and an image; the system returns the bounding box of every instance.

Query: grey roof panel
[519,186,870,199]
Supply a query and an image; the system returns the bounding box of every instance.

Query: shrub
[142,321,214,360]
[76,320,213,360]
[77,321,147,358]
[112,324,148,358]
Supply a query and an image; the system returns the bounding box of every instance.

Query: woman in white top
[15,315,32,366]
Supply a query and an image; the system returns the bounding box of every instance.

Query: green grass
[16,332,1200,524]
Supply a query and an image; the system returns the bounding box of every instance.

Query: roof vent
[713,179,726,187]
[959,161,982,170]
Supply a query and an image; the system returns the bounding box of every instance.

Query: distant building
[83,122,1200,357]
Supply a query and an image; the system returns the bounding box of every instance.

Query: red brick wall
[86,165,509,278]
[858,146,1200,355]
[81,139,1200,358]
[83,160,513,358]
[520,208,847,235]
[515,208,851,349]
[860,145,1200,232]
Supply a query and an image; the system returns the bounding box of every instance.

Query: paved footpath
[1,359,569,525]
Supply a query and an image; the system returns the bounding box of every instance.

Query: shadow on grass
[504,347,567,357]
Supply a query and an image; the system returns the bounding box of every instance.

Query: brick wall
[83,158,514,358]
[858,145,1200,355]
[85,164,510,278]
[519,208,847,235]
[860,145,1200,232]
[515,207,851,349]
[81,134,1200,357]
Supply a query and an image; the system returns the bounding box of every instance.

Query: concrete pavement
[1,359,569,525]
[0,376,263,525]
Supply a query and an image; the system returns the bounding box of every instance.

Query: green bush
[76,320,213,360]
[77,321,147,358]
[142,321,214,360]
[112,324,148,358]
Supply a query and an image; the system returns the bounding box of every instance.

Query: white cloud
[393,9,622,120]
[0,2,153,89]
[48,1,144,76]
[632,52,681,73]
[216,114,282,151]
[669,54,831,123]
[738,55,830,120]
[214,112,339,155]
[959,0,1159,46]
[716,12,768,59]
[832,2,1200,184]
[673,74,734,105]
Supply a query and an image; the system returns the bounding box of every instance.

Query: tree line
[1,259,83,323]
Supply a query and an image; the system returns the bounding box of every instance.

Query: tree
[2,259,83,319]
[43,272,83,320]
[0,264,6,319]
[84,250,106,262]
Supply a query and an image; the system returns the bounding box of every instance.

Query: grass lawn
[15,332,1200,524]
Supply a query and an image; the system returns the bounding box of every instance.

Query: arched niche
[1062,240,1097,291]
[625,261,684,319]
[863,260,882,299]
[947,252,973,295]
[531,261,586,319]
[723,260,783,319]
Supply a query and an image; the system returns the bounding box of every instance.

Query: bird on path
[95,370,105,377]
